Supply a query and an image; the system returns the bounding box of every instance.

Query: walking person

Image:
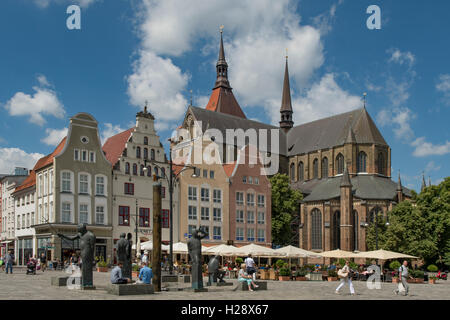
[244,254,257,281]
[335,260,355,296]
[4,250,14,274]
[39,253,47,272]
[238,263,259,291]
[394,260,410,296]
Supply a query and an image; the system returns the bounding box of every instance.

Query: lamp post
[362,212,390,250]
[144,140,197,275]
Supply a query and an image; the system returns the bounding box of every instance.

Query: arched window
[147,166,152,177]
[133,164,138,175]
[336,153,344,174]
[140,165,144,176]
[144,136,148,145]
[298,162,304,181]
[125,162,130,174]
[352,210,358,251]
[144,148,148,159]
[311,208,322,250]
[332,211,340,250]
[357,151,367,173]
[377,152,385,175]
[290,163,295,181]
[313,159,319,179]
[321,157,328,178]
[136,147,141,158]
[161,168,166,178]
[154,167,159,176]
[151,149,155,160]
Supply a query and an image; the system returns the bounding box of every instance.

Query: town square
[0,0,449,308]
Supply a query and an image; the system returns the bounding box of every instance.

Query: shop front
[16,238,33,266]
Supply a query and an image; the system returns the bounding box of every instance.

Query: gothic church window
[321,157,328,178]
[298,162,304,181]
[313,159,319,179]
[311,208,322,250]
[357,151,367,173]
[336,153,344,174]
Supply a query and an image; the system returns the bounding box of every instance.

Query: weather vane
[286,48,288,59]
[190,89,193,106]
[219,25,224,33]
[363,92,367,107]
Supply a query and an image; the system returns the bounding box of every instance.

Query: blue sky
[0,0,449,191]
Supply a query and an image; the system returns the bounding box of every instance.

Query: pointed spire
[280,53,294,132]
[340,165,352,187]
[397,170,402,191]
[428,176,432,187]
[421,172,426,191]
[363,92,367,109]
[214,26,231,89]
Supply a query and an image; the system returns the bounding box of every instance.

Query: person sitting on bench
[111,262,131,284]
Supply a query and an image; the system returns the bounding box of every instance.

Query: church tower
[280,55,294,132]
[340,165,353,251]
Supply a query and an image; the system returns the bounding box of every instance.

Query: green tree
[367,177,450,267]
[270,173,303,246]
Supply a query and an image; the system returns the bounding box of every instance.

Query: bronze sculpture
[187,227,208,289]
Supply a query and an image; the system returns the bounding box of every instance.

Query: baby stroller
[26,259,37,275]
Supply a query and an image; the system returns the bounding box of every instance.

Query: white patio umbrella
[132,241,170,251]
[171,241,208,254]
[204,244,240,256]
[235,243,279,257]
[353,249,418,260]
[274,245,322,258]
[318,249,359,258]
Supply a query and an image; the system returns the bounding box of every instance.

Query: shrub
[295,269,307,277]
[349,261,358,270]
[96,256,108,268]
[279,268,291,276]
[235,257,243,265]
[275,259,285,269]
[132,264,140,272]
[427,264,438,272]
[411,270,424,279]
[389,260,401,270]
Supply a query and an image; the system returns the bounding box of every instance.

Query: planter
[296,276,307,281]
[429,279,436,284]
[414,278,424,284]
[97,267,108,272]
[132,271,139,278]
[327,277,338,282]
[278,276,290,281]
[392,278,399,283]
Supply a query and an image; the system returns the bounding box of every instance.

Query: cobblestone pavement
[1,268,449,300]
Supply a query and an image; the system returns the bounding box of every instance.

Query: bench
[108,283,154,296]
[240,281,267,291]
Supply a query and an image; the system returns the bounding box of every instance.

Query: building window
[62,172,71,192]
[151,149,155,160]
[147,166,152,177]
[136,146,141,158]
[236,210,244,223]
[322,157,328,178]
[96,176,105,195]
[236,192,244,205]
[247,228,255,241]
[246,193,255,206]
[213,226,221,240]
[144,136,148,145]
[357,151,367,173]
[62,202,71,223]
[254,177,259,185]
[202,226,210,239]
[161,168,166,178]
[336,153,344,174]
[124,183,134,195]
[89,151,95,163]
[188,225,196,238]
[298,162,304,181]
[188,206,197,220]
[213,208,221,221]
[144,148,148,159]
[161,187,166,198]
[257,229,265,242]
[201,207,209,221]
[369,206,383,225]
[242,176,247,183]
[257,212,265,224]
[213,189,221,203]
[236,227,244,241]
[139,208,150,227]
[96,206,105,225]
[311,208,322,250]
[74,149,79,161]
[79,174,89,194]
[332,210,340,250]
[203,169,208,178]
[79,204,88,224]
[210,171,215,179]
[125,162,130,174]
[162,209,170,228]
[81,150,87,162]
[133,164,138,175]
[201,188,209,202]
[154,167,159,176]
[313,158,319,179]
[119,206,130,226]
[140,165,145,176]
[257,195,265,207]
[248,177,253,184]
[377,152,385,175]
[247,211,255,224]
[188,186,197,201]
[290,163,295,181]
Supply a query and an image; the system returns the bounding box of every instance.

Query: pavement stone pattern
[1,268,449,300]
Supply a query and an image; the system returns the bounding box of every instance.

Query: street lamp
[362,213,390,250]
[143,140,197,275]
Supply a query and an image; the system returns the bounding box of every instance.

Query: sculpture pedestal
[108,284,154,296]
[162,275,178,283]
[51,276,70,286]
[241,281,268,291]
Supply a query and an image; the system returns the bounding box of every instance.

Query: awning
[1,241,12,244]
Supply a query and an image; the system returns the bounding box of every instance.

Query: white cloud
[101,123,126,144]
[41,128,68,146]
[34,0,100,8]
[388,48,415,67]
[425,161,441,172]
[37,75,51,87]
[0,148,44,174]
[311,1,343,36]
[411,137,450,157]
[377,107,415,142]
[436,74,450,105]
[3,76,65,126]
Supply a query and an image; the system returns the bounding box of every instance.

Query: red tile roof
[223,161,237,177]
[13,170,35,193]
[35,137,67,171]
[102,128,135,165]
[205,87,246,118]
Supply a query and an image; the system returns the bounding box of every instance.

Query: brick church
[174,31,411,252]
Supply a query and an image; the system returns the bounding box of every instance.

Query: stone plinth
[51,276,70,286]
[108,284,154,296]
[162,275,178,282]
[241,281,268,291]
[179,275,191,283]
